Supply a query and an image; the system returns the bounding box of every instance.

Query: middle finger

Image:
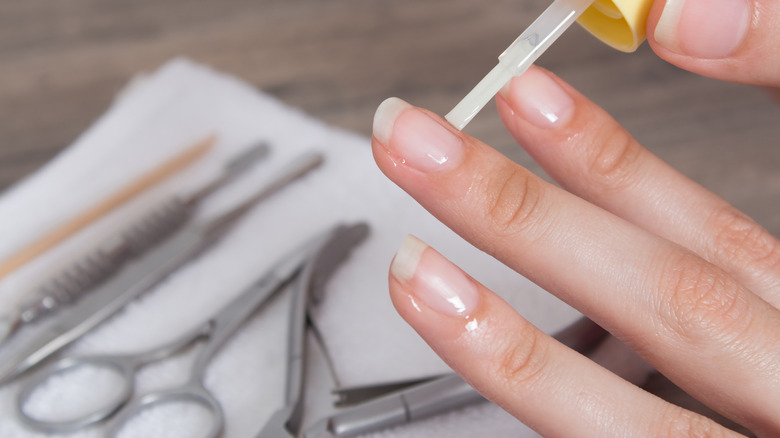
[496,67,780,307]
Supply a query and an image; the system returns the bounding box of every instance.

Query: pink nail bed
[373,98,464,173]
[500,67,574,128]
[391,235,479,317]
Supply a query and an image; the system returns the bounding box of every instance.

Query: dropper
[445,0,596,130]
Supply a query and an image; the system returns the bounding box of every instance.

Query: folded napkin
[0,59,580,437]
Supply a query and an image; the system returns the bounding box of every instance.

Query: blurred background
[0,0,776,434]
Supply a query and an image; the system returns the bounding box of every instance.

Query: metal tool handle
[11,141,272,333]
[202,151,324,237]
[284,224,371,434]
[17,197,192,325]
[15,355,137,433]
[15,301,221,434]
[303,318,608,437]
[0,150,322,385]
[304,374,483,438]
[104,383,224,438]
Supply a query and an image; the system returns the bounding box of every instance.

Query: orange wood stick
[0,134,216,281]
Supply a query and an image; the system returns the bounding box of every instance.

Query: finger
[648,0,780,86]
[495,66,780,308]
[388,235,742,437]
[371,98,780,434]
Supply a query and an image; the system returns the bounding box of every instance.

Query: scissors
[15,222,370,437]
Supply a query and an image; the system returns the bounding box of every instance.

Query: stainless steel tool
[303,317,608,438]
[255,224,370,438]
[0,150,323,385]
[0,143,269,344]
[15,222,367,437]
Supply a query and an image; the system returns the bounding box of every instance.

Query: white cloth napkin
[0,59,580,437]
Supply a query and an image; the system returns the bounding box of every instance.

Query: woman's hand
[371,0,780,435]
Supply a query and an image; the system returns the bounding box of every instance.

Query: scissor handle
[16,355,135,433]
[105,382,224,438]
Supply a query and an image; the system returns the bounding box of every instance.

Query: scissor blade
[0,228,209,385]
[305,223,369,306]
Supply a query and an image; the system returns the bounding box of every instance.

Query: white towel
[0,59,581,437]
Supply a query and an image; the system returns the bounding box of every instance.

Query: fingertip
[651,0,750,60]
[372,99,468,177]
[644,0,780,86]
[389,236,480,319]
[497,67,575,129]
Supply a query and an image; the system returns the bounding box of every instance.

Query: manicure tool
[331,375,445,407]
[15,222,369,436]
[255,224,370,438]
[303,317,608,438]
[0,151,324,385]
[0,141,270,344]
[445,0,654,130]
[0,134,215,280]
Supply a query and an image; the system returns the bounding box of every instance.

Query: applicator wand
[445,0,653,130]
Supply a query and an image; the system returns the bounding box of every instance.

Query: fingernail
[391,235,479,317]
[498,67,574,128]
[373,97,409,145]
[373,97,464,172]
[654,0,750,58]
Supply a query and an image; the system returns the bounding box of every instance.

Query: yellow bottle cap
[577,0,653,52]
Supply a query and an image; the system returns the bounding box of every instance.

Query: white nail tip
[373,97,411,145]
[391,235,427,282]
[654,0,684,52]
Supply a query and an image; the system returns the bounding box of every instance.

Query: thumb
[648,0,780,87]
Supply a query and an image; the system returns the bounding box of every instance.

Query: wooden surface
[0,0,775,434]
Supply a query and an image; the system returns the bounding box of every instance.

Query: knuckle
[707,206,780,274]
[660,405,729,438]
[491,327,549,389]
[656,251,750,343]
[482,168,546,237]
[585,125,644,192]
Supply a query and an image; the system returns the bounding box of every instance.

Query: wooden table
[1,0,774,434]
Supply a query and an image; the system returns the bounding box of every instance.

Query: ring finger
[389,235,743,437]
